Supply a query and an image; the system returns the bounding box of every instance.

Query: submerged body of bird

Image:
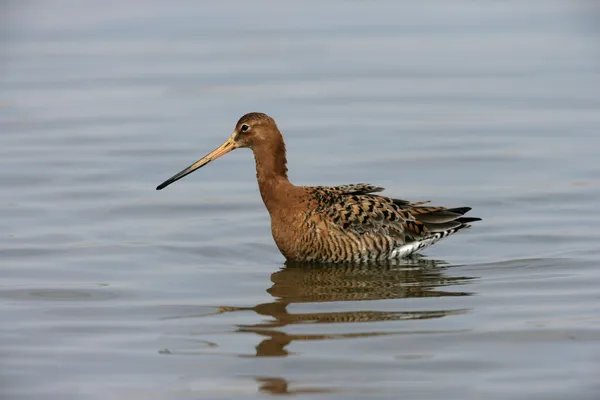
[157,113,481,263]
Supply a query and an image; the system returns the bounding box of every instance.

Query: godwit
[157,112,481,263]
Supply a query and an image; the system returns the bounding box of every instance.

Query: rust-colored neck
[252,132,293,215]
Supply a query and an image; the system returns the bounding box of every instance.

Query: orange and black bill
[156,138,236,190]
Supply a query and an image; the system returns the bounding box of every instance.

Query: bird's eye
[241,124,250,132]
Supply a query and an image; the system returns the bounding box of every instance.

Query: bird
[156,112,481,263]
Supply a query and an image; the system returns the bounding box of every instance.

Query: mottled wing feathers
[315,183,385,195]
[304,183,480,261]
[325,196,405,237]
[308,184,423,239]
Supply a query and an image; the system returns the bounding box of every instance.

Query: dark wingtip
[456,217,482,223]
[447,207,472,215]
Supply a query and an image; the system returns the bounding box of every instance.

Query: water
[2,1,600,399]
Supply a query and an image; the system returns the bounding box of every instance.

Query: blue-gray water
[2,1,600,399]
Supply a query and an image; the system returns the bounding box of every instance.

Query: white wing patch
[389,226,469,259]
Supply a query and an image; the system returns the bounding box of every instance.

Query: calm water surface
[1,1,600,399]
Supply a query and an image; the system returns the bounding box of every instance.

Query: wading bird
[157,113,480,263]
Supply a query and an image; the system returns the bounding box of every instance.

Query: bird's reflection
[219,257,475,357]
[254,376,337,395]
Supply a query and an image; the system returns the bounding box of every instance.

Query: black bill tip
[156,177,177,190]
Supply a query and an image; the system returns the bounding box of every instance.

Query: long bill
[156,138,236,190]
